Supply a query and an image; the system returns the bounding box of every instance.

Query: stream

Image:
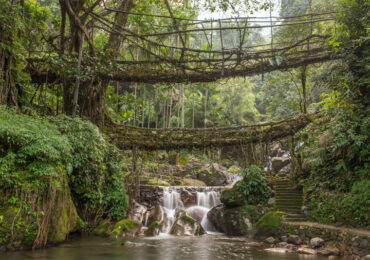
[1,185,333,259]
[4,235,330,260]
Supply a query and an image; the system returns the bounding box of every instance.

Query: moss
[185,216,196,224]
[151,221,158,229]
[180,178,206,186]
[146,179,170,186]
[48,175,79,244]
[110,219,140,236]
[93,220,111,236]
[254,211,284,236]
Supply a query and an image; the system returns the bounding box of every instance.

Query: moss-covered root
[110,219,141,238]
[253,211,285,238]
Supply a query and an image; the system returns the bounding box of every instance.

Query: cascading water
[161,186,222,234]
[162,187,184,233]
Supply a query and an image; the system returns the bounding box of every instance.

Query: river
[4,234,330,260]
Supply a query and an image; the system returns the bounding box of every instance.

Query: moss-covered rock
[196,163,228,186]
[93,220,112,236]
[110,219,141,237]
[207,204,265,236]
[47,177,79,244]
[253,211,285,237]
[220,181,247,207]
[169,209,205,236]
[180,178,206,186]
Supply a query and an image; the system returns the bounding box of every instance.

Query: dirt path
[285,221,370,237]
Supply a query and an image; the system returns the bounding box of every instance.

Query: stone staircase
[275,178,306,222]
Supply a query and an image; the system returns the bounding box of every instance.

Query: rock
[277,242,288,247]
[247,241,263,246]
[360,238,368,249]
[301,206,310,217]
[287,235,302,245]
[285,244,298,251]
[317,246,341,256]
[310,237,324,248]
[269,142,282,157]
[267,197,275,207]
[93,220,111,236]
[126,200,147,224]
[180,189,196,207]
[207,205,253,236]
[169,209,205,236]
[281,235,287,242]
[253,211,284,237]
[265,248,289,253]
[364,255,370,260]
[271,157,290,173]
[186,206,208,222]
[180,178,206,187]
[110,219,141,237]
[220,180,247,207]
[145,205,168,235]
[196,163,228,186]
[265,237,276,244]
[297,247,317,255]
[277,164,291,176]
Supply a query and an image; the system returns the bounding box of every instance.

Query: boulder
[269,142,282,157]
[297,247,317,255]
[267,197,275,207]
[271,157,290,173]
[287,235,302,245]
[317,246,341,256]
[253,211,284,237]
[196,163,228,186]
[207,205,253,236]
[126,200,147,224]
[180,178,206,187]
[145,205,168,235]
[265,237,276,244]
[277,164,291,177]
[110,219,141,238]
[310,237,324,248]
[364,255,370,260]
[180,189,196,207]
[220,181,246,207]
[265,248,289,253]
[169,209,205,236]
[186,206,208,222]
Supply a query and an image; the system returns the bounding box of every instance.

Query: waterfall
[161,187,221,234]
[162,187,184,233]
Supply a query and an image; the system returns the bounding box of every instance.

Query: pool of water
[3,234,332,260]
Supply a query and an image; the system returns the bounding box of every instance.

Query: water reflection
[3,234,331,260]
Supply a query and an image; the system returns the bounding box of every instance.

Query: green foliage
[0,106,70,188]
[50,115,129,222]
[237,165,271,205]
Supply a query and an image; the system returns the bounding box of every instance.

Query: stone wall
[279,222,369,258]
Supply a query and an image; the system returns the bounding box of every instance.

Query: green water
[3,234,331,260]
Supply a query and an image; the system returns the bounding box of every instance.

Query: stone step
[276,188,302,191]
[276,192,303,196]
[276,202,303,207]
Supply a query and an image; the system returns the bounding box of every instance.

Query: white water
[161,187,221,233]
[162,187,185,233]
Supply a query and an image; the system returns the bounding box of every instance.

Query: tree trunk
[180,84,185,128]
[301,65,307,114]
[133,83,137,126]
[204,86,208,128]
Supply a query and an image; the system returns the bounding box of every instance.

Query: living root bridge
[104,113,319,150]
